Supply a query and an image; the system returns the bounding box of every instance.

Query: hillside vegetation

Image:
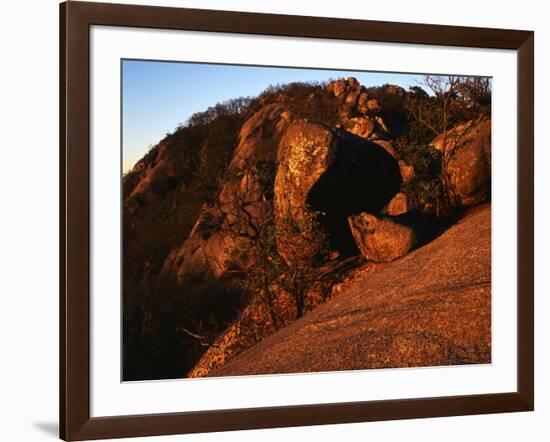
[123,75,491,380]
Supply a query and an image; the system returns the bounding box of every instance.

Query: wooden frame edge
[61,1,92,439]
[60,1,535,440]
[67,393,532,441]
[59,2,67,440]
[516,31,535,411]
[62,0,532,48]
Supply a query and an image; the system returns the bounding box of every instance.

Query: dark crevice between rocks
[306,134,402,256]
[388,211,457,250]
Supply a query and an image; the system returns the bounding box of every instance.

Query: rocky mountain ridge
[123,76,491,380]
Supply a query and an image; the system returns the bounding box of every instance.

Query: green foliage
[400,144,446,214]
[400,143,442,177]
[224,212,284,328]
[224,199,327,321]
[277,205,328,260]
[402,75,492,216]
[275,205,329,318]
[402,175,445,209]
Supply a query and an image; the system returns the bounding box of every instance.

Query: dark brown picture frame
[60,1,534,440]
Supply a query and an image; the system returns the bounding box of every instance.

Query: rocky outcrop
[431,119,491,206]
[348,212,415,262]
[188,256,360,378]
[161,82,417,279]
[123,142,183,215]
[327,77,389,140]
[325,78,416,185]
[342,117,376,139]
[162,105,291,279]
[327,78,345,97]
[162,169,271,279]
[123,75,494,382]
[382,192,411,216]
[162,207,245,279]
[430,120,475,152]
[274,122,402,263]
[188,291,298,378]
[207,205,492,377]
[447,119,491,206]
[228,103,291,173]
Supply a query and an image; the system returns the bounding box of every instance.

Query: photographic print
[122,61,492,382]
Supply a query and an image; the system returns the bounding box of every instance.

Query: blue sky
[122,60,426,172]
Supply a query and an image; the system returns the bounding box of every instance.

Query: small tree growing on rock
[405,75,488,215]
[219,168,284,328]
[275,205,329,318]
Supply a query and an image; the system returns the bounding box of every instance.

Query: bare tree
[218,165,325,321]
[455,77,491,114]
[406,75,472,212]
[275,206,327,318]
[218,168,284,326]
[409,75,491,192]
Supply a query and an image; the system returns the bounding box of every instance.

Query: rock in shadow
[391,209,461,249]
[305,129,402,256]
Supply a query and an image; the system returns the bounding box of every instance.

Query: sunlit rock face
[348,212,416,263]
[430,118,491,206]
[274,122,402,263]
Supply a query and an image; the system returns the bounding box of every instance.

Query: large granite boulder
[431,119,491,206]
[447,119,491,206]
[274,122,402,263]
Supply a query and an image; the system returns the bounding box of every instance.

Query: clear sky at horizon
[122,60,427,172]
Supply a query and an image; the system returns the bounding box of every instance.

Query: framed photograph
[60,1,534,440]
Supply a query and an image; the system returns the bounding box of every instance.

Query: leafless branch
[179,326,219,348]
